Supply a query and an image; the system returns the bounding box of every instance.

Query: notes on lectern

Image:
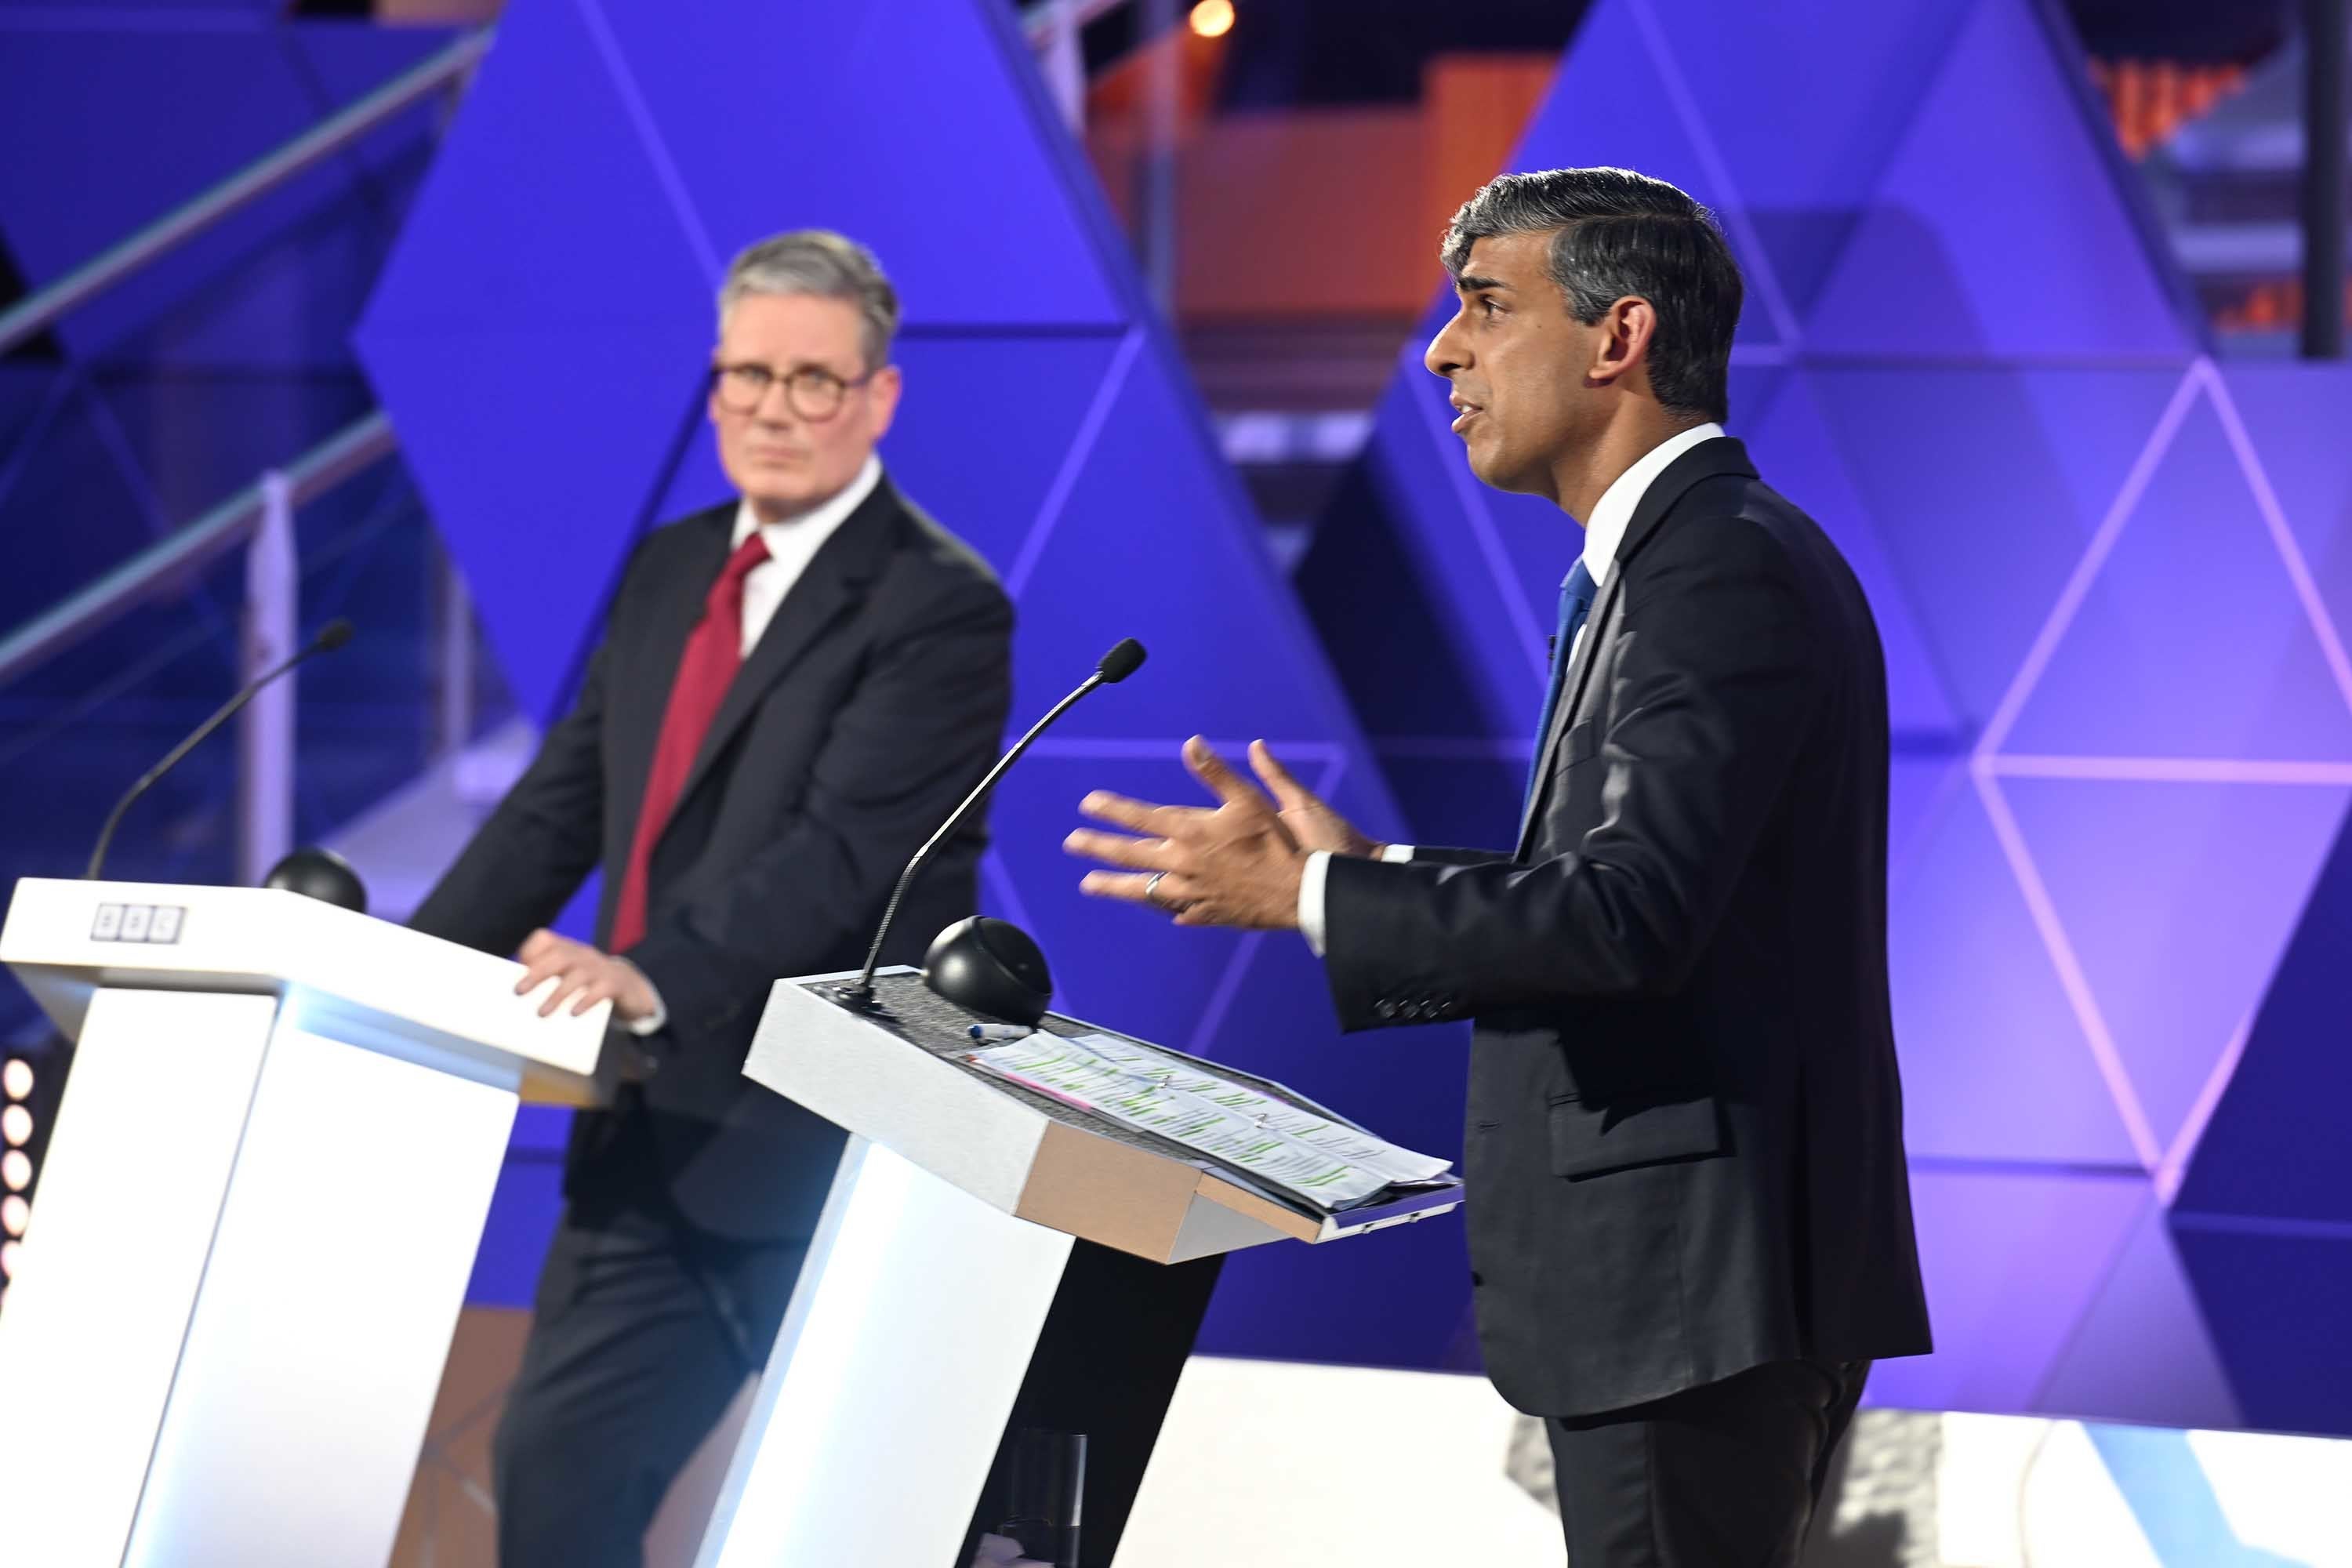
[963,1030,1452,1209]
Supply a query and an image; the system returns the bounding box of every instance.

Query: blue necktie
[1526,560,1599,810]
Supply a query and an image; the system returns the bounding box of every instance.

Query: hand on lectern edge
[1062,735,1311,931]
[514,928,660,1022]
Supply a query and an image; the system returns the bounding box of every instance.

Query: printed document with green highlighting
[964,1030,1452,1209]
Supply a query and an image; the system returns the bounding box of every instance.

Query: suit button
[1374,999,1398,1019]
[1470,1271,1485,1287]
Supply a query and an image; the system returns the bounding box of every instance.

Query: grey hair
[1441,167,1743,423]
[717,230,901,371]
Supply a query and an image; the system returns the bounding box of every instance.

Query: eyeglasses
[710,361,879,422]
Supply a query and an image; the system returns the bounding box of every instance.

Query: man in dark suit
[1063,169,1929,1564]
[411,230,1013,1566]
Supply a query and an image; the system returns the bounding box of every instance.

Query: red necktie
[609,532,771,951]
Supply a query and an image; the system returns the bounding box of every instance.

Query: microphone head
[263,845,368,913]
[923,916,1052,1025]
[1096,638,1146,683]
[314,618,356,652]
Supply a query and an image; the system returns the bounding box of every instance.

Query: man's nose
[1425,316,1467,378]
[753,382,801,426]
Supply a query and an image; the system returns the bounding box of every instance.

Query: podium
[692,967,1462,1568]
[0,877,611,1568]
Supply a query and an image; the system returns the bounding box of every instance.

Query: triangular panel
[593,0,1126,328]
[2005,776,2349,1160]
[2036,1200,2242,1430]
[1746,370,1960,737]
[1807,366,2172,731]
[1889,783,2141,1164]
[1868,1165,2147,1416]
[2215,364,2352,657]
[2175,809,2352,1226]
[2003,386,2352,761]
[1804,0,2188,360]
[1504,0,1792,354]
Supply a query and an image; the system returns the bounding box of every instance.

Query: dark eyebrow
[1455,274,1512,295]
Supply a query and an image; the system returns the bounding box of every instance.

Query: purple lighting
[1300,0,2352,1432]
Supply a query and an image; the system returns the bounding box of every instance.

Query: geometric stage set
[352,0,1443,1388]
[11,0,2352,1560]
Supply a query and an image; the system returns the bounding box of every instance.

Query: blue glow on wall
[353,0,1485,1366]
[1298,0,2352,1431]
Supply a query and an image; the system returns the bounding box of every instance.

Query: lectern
[0,877,612,1568]
[693,967,1462,1568]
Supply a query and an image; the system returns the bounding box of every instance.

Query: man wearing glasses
[411,230,1013,1566]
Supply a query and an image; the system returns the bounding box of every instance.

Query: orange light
[0,1240,19,1278]
[2,1152,27,1191]
[0,1196,24,1239]
[1,1106,27,1147]
[1189,0,1234,39]
[1,1059,28,1099]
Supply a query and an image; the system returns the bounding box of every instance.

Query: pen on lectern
[968,1022,1034,1042]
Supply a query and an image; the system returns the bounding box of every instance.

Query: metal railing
[0,30,492,359]
[0,37,486,868]
[0,413,395,691]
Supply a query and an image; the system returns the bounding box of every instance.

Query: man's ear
[866,364,904,441]
[1587,296,1657,390]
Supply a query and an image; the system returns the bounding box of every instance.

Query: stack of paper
[965,1031,1453,1209]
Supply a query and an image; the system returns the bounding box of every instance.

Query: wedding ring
[1144,871,1170,906]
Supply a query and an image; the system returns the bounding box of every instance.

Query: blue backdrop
[1299,0,2352,1433]
[13,0,2348,1437]
[351,0,1483,1370]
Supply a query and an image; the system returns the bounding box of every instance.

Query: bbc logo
[89,904,185,945]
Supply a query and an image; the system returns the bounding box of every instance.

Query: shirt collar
[1580,422,1726,583]
[731,454,884,554]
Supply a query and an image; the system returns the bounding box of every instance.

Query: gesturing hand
[514,929,659,1022]
[1063,737,1309,931]
[1247,739,1381,858]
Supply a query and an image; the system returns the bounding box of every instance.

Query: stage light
[1,1196,24,1239]
[2,1058,29,1099]
[2,1152,27,1191]
[1189,0,1234,39]
[1,1105,27,1146]
[1,1240,19,1278]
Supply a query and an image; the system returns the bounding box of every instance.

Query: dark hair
[1441,167,1743,423]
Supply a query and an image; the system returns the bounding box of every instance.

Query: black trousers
[1544,1357,1870,1568]
[491,1118,811,1568]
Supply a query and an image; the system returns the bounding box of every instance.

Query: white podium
[0,877,611,1568]
[695,967,1462,1568]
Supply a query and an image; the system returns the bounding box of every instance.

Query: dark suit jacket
[412,476,1014,1240]
[1322,437,1930,1417]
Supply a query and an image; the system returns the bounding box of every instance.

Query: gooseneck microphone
[848,637,1147,1006]
[85,618,356,881]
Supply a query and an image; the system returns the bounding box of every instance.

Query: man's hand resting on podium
[514,928,660,1022]
[1063,737,1379,930]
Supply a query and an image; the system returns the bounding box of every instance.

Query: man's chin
[741,472,829,516]
[1465,445,1534,495]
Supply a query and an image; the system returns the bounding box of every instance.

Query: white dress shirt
[622,456,884,1033]
[1297,423,1726,956]
[732,455,883,654]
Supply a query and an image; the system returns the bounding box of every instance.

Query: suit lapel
[1516,568,1625,855]
[1513,437,1759,858]
[667,477,902,820]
